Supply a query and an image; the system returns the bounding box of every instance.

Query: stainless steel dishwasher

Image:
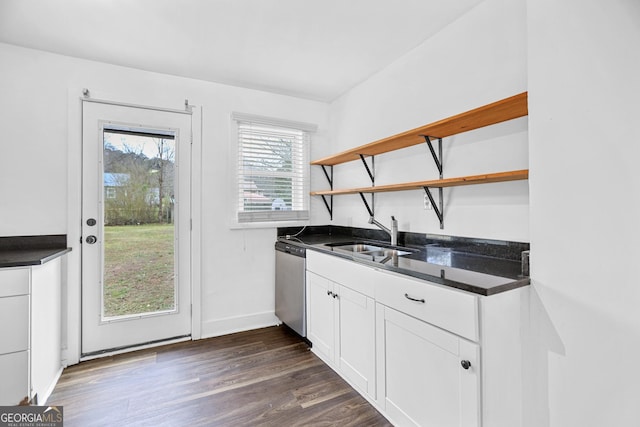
[275,240,306,337]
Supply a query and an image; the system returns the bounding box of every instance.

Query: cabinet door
[377,304,480,427]
[336,284,376,398]
[306,271,336,363]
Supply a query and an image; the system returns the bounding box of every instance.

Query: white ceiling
[0,0,482,102]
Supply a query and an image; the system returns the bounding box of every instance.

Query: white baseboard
[200,311,280,339]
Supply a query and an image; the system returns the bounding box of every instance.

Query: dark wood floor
[49,326,392,426]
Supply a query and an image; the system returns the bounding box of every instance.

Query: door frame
[64,90,202,366]
[81,101,191,356]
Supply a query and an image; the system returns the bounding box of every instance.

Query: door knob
[85,235,97,244]
[461,360,471,370]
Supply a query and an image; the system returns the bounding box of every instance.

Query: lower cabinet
[336,284,375,397]
[0,269,31,405]
[306,270,376,398]
[306,271,335,362]
[0,258,63,405]
[376,304,480,427]
[306,250,527,427]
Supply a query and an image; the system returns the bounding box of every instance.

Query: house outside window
[104,172,129,200]
[105,187,117,199]
[232,112,316,223]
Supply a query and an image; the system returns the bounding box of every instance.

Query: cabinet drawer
[0,295,30,354]
[0,268,30,297]
[375,270,478,341]
[0,350,29,405]
[307,251,376,297]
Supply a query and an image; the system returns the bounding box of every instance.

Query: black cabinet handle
[461,360,471,370]
[327,290,334,297]
[404,293,425,303]
[332,293,338,299]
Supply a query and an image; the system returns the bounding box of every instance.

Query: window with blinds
[233,113,315,223]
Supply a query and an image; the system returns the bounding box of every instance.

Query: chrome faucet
[369,215,398,246]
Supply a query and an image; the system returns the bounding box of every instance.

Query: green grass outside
[103,224,175,317]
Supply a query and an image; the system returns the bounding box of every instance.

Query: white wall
[320,0,529,242]
[527,0,640,426]
[0,42,329,362]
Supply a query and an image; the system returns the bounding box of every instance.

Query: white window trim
[229,112,317,229]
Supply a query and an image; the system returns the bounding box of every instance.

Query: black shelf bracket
[358,154,375,217]
[320,195,333,220]
[320,165,334,220]
[359,192,374,217]
[423,186,444,229]
[359,154,376,185]
[421,135,445,228]
[422,136,443,178]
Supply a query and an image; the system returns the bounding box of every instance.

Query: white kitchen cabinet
[0,270,30,405]
[375,266,527,427]
[0,258,63,405]
[374,266,480,426]
[376,303,480,427]
[306,271,336,363]
[306,249,528,427]
[336,283,375,397]
[306,255,376,399]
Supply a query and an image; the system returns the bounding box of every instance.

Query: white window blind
[233,113,316,223]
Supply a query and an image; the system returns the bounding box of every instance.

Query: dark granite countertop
[278,226,530,296]
[0,235,71,268]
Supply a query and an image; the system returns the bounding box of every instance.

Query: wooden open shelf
[310,92,529,227]
[310,170,528,196]
[311,92,528,166]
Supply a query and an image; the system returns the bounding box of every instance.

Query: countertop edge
[0,247,72,268]
[38,248,72,265]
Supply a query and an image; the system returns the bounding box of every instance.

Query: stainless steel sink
[325,242,416,260]
[335,244,413,256]
[330,243,383,252]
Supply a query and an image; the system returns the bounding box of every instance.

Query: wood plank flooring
[48,326,392,426]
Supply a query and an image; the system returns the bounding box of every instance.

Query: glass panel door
[81,100,192,356]
[102,130,176,318]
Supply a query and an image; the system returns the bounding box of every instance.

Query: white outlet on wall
[423,194,432,210]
